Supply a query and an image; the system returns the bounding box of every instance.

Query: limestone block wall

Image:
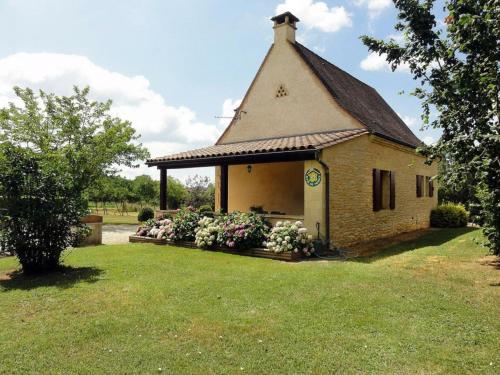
[322,135,438,248]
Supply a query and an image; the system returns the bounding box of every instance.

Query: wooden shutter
[390,171,396,210]
[373,169,382,211]
[428,178,434,197]
[416,175,423,198]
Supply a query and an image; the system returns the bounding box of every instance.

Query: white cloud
[400,115,419,129]
[423,136,436,145]
[0,52,223,181]
[219,98,242,127]
[360,51,410,72]
[354,0,392,18]
[276,0,352,33]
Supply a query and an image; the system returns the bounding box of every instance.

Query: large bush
[171,207,201,242]
[0,147,86,273]
[430,204,468,228]
[0,87,148,273]
[267,221,315,256]
[138,207,154,222]
[217,212,269,249]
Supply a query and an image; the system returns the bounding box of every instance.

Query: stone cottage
[147,12,438,249]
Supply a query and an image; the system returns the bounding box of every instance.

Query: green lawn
[0,228,498,374]
[100,213,139,225]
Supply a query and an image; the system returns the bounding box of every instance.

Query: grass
[0,228,498,374]
[100,212,139,225]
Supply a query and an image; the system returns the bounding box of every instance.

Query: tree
[0,86,149,273]
[361,0,499,254]
[133,175,158,208]
[166,176,187,209]
[184,175,215,209]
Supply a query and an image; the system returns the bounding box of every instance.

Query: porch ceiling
[146,128,368,168]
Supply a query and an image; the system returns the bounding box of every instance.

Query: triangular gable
[216,41,365,145]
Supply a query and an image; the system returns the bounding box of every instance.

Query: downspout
[315,150,330,250]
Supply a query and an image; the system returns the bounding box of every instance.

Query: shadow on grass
[349,227,477,264]
[0,266,104,291]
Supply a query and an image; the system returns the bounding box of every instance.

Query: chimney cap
[271,11,300,24]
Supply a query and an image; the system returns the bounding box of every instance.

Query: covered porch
[146,129,368,246]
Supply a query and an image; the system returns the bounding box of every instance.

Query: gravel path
[102,224,137,245]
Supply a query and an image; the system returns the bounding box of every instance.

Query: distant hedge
[430,204,468,228]
[138,207,155,222]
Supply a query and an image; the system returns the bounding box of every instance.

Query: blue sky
[0,0,441,181]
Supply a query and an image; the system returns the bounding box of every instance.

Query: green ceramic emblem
[305,168,321,187]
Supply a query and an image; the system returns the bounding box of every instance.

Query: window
[373,169,395,211]
[427,177,434,197]
[417,175,434,198]
[416,175,424,197]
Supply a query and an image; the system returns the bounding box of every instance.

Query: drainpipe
[315,150,330,250]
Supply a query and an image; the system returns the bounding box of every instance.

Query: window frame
[373,168,395,211]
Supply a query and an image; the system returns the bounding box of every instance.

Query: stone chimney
[271,11,300,44]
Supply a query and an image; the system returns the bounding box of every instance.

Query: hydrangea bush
[194,216,220,249]
[171,207,201,242]
[157,218,174,239]
[217,212,269,249]
[266,221,315,256]
[135,218,174,239]
[134,212,315,258]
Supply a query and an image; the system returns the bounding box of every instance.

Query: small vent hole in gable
[276,84,288,98]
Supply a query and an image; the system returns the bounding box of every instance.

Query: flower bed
[266,220,315,256]
[132,210,317,261]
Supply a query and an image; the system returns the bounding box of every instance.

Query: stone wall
[322,134,438,248]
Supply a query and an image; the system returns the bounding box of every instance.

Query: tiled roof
[293,43,422,148]
[147,129,367,163]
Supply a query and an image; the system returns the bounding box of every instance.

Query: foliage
[133,175,157,207]
[266,221,315,256]
[72,225,93,247]
[166,176,188,209]
[217,212,269,249]
[88,174,187,213]
[198,204,214,218]
[171,208,201,242]
[137,207,155,222]
[0,86,148,272]
[430,203,468,228]
[144,218,158,228]
[194,216,220,249]
[184,175,215,209]
[0,146,86,273]
[361,0,499,254]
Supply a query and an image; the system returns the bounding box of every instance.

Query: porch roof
[147,128,368,168]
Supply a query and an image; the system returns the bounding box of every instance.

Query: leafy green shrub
[171,207,201,242]
[217,212,269,249]
[198,205,213,215]
[0,146,86,273]
[430,204,468,228]
[138,207,154,222]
